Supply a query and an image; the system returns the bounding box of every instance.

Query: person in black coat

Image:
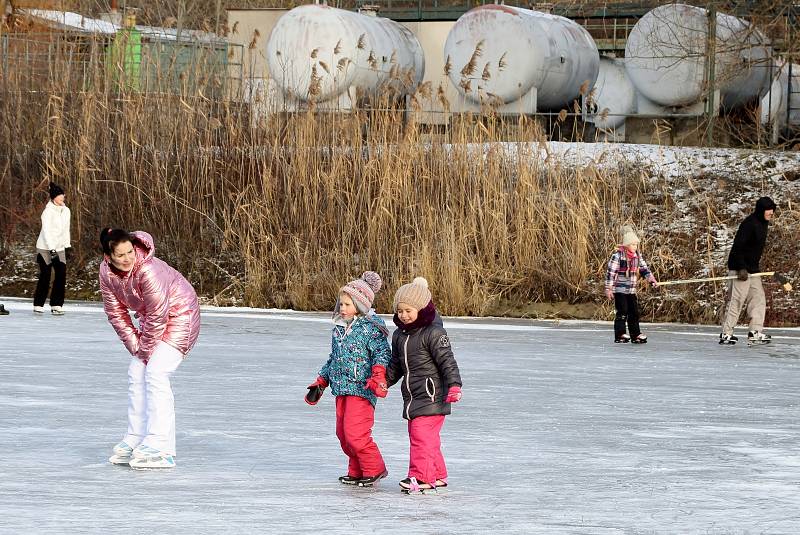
[386,277,462,493]
[720,196,776,345]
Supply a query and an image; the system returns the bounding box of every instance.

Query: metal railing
[0,31,245,100]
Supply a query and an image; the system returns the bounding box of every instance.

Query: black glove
[65,248,73,262]
[737,269,749,281]
[305,385,324,405]
[49,249,58,260]
[304,376,328,406]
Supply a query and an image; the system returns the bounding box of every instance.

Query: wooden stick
[659,271,792,292]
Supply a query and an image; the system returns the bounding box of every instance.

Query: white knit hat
[393,277,432,312]
[621,225,640,247]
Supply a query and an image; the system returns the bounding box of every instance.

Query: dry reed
[0,30,796,324]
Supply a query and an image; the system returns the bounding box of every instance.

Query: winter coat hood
[127,231,156,275]
[754,197,776,223]
[99,231,200,362]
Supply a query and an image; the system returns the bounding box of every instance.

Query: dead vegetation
[0,26,798,326]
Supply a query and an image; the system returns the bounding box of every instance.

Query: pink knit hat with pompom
[340,271,382,314]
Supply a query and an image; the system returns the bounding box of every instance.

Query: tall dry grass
[4,30,785,321]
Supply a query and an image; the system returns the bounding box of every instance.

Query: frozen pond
[1,297,800,534]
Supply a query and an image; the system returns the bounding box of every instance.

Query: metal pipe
[705,4,717,146]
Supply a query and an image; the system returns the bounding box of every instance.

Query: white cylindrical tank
[590,57,636,130]
[444,5,599,109]
[760,61,800,127]
[265,4,425,103]
[625,3,771,109]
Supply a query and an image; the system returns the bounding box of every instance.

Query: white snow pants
[123,341,184,456]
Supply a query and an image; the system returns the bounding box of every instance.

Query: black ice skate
[338,474,360,485]
[719,333,738,345]
[399,477,437,495]
[631,334,648,344]
[357,470,388,487]
[615,334,631,343]
[0,304,8,315]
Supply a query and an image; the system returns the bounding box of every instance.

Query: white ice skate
[108,441,134,465]
[129,445,175,470]
[132,445,160,459]
[129,453,175,470]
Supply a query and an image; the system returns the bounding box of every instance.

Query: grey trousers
[721,270,766,335]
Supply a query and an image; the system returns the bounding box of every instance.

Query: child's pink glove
[445,385,462,403]
[366,365,388,398]
[305,376,328,405]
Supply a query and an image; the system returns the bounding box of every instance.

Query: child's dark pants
[614,292,641,340]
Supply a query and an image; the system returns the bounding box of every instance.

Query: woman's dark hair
[100,228,133,255]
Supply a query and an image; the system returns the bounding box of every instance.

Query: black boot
[338,474,360,485]
[0,304,8,315]
[357,470,388,487]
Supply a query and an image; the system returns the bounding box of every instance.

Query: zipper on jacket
[403,335,412,419]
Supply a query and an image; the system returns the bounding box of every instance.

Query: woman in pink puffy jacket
[99,228,200,469]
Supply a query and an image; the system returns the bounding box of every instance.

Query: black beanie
[49,182,65,200]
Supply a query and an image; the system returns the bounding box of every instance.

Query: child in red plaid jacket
[605,226,659,343]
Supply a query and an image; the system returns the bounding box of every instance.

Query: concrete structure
[226,8,287,108]
[401,20,457,126]
[443,5,599,114]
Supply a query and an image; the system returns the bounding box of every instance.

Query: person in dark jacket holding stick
[386,277,462,494]
[719,196,777,345]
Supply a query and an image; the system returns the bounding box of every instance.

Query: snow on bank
[540,141,800,180]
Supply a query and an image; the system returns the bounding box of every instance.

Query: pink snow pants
[335,395,386,478]
[407,415,447,485]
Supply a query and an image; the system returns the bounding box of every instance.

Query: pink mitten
[445,385,462,403]
[366,366,388,398]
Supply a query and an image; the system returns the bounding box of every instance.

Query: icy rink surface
[2,298,800,534]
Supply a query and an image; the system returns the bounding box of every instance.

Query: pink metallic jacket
[99,231,200,362]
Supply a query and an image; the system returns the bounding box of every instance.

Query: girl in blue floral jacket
[305,271,392,487]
